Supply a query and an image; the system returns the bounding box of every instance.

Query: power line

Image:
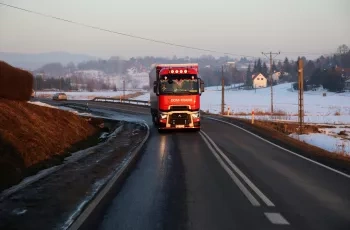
[0,2,258,59]
[281,51,335,56]
[0,2,332,61]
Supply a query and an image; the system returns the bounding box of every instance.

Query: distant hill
[0,51,98,70]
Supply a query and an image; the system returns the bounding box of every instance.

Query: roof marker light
[180,70,183,73]
[175,70,179,73]
[184,70,188,73]
[171,70,174,73]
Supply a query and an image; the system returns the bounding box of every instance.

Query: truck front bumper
[158,123,200,130]
[157,111,200,129]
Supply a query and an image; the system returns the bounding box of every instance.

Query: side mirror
[200,80,205,92]
[153,81,157,93]
[153,81,159,95]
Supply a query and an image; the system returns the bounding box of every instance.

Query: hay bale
[0,61,34,101]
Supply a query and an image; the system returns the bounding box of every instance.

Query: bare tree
[337,44,349,55]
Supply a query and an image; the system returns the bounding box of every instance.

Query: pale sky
[0,0,349,59]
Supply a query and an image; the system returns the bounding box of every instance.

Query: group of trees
[244,45,350,92]
[302,45,349,92]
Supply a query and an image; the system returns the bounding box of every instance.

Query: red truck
[149,63,205,131]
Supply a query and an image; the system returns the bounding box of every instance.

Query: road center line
[199,132,261,207]
[264,213,290,225]
[200,131,275,207]
[206,117,350,179]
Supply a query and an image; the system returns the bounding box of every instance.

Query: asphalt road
[37,100,350,230]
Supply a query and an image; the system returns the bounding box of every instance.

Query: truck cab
[149,64,204,131]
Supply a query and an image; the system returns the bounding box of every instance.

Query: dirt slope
[0,99,98,191]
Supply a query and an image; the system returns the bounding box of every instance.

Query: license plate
[176,125,185,128]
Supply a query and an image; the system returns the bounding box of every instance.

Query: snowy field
[201,83,350,124]
[35,90,140,100]
[290,127,350,156]
[133,93,150,101]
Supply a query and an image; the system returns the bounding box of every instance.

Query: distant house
[252,73,267,88]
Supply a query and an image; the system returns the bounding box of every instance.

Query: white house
[252,73,267,88]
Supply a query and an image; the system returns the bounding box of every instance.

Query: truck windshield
[159,77,199,94]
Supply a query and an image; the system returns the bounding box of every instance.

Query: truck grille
[169,113,190,125]
[170,106,189,111]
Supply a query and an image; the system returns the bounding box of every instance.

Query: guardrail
[92,97,150,107]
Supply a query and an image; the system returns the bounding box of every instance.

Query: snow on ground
[133,93,150,101]
[202,83,350,120]
[35,91,136,100]
[205,83,245,91]
[28,101,92,116]
[290,132,350,156]
[233,115,350,125]
[28,101,58,109]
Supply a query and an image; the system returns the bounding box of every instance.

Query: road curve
[37,100,350,230]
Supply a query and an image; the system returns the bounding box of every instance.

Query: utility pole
[297,58,304,134]
[262,51,280,114]
[231,67,234,89]
[221,65,225,115]
[123,78,125,99]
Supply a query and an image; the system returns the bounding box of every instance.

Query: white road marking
[207,117,350,179]
[199,132,261,207]
[200,131,275,207]
[264,212,290,225]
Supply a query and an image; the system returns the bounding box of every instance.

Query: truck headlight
[191,112,200,118]
[159,113,167,119]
